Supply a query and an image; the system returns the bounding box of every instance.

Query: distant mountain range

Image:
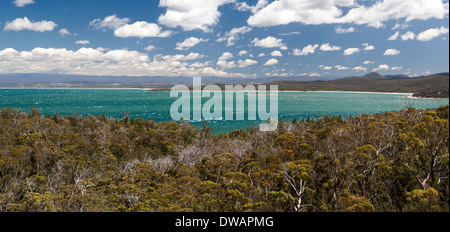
[0,73,341,88]
[267,72,449,97]
[0,72,448,97]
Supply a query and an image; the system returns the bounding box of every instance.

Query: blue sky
[0,0,449,78]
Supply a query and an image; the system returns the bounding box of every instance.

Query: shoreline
[281,90,415,95]
[0,87,414,94]
[1,87,449,99]
[409,96,449,99]
[0,87,152,90]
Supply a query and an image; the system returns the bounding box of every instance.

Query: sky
[0,0,449,78]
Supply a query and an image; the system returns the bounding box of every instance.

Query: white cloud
[416,26,449,41]
[217,52,235,68]
[158,0,234,32]
[75,40,90,45]
[238,50,248,56]
[363,44,375,51]
[343,47,360,55]
[265,72,288,77]
[373,64,390,72]
[0,47,145,75]
[310,72,321,77]
[258,53,265,57]
[334,65,349,70]
[4,17,57,32]
[265,71,294,77]
[175,37,208,51]
[216,36,227,43]
[183,52,205,60]
[264,58,279,66]
[278,31,301,36]
[228,26,253,36]
[217,26,252,46]
[247,0,354,27]
[252,36,288,50]
[104,50,150,62]
[320,43,341,51]
[391,66,403,71]
[247,0,449,29]
[238,59,258,68]
[13,0,34,7]
[293,44,319,56]
[157,52,205,62]
[189,61,211,68]
[89,15,131,31]
[364,45,375,51]
[217,60,236,69]
[335,26,355,34]
[0,47,244,77]
[392,23,409,30]
[58,28,71,37]
[363,60,375,65]
[339,0,449,28]
[114,21,173,38]
[271,50,283,57]
[218,52,233,60]
[401,31,416,41]
[353,66,367,72]
[236,0,269,13]
[384,49,401,56]
[387,31,400,40]
[95,47,109,52]
[144,45,157,51]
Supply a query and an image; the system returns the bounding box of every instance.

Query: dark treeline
[268,73,449,94]
[413,90,449,99]
[0,106,448,212]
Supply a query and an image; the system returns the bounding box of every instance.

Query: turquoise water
[0,89,448,134]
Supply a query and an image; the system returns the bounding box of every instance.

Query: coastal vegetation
[0,105,448,212]
[269,73,449,97]
[413,90,449,99]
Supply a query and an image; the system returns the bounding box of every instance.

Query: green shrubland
[0,106,448,212]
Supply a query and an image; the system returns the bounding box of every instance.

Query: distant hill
[435,72,449,77]
[384,74,411,79]
[360,72,386,79]
[268,72,449,97]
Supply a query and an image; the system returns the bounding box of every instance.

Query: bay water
[0,89,448,134]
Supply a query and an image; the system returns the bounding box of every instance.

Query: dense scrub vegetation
[0,106,448,212]
[270,73,449,94]
[413,90,449,99]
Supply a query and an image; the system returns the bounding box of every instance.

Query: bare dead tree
[284,172,306,212]
[177,145,205,167]
[399,94,416,109]
[283,164,317,212]
[148,156,175,174]
[283,122,297,134]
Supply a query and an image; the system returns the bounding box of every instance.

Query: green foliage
[0,106,448,212]
[267,191,295,212]
[405,188,443,212]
